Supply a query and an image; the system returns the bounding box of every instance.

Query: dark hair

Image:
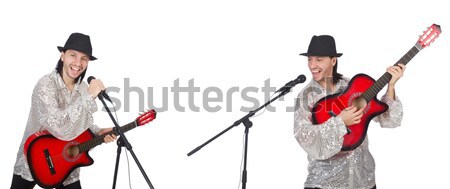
[55,52,87,84]
[332,58,343,84]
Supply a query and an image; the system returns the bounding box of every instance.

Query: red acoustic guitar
[24,109,156,188]
[311,24,441,151]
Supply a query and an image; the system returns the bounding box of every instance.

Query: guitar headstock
[136,109,157,126]
[417,23,441,50]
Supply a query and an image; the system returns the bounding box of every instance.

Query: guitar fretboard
[361,44,421,102]
[77,121,137,153]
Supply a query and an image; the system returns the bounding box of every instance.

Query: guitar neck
[362,43,421,101]
[77,121,137,153]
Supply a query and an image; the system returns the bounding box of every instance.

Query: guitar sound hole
[65,146,80,158]
[348,93,370,114]
[63,141,82,162]
[352,97,367,110]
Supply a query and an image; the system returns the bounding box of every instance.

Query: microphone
[87,76,112,102]
[275,74,307,93]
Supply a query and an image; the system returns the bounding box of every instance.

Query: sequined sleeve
[293,92,348,160]
[34,77,98,141]
[90,124,101,135]
[373,94,403,128]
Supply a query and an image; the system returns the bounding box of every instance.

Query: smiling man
[293,35,405,189]
[11,33,116,189]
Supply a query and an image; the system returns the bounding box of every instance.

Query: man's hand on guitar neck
[386,63,406,100]
[98,127,117,143]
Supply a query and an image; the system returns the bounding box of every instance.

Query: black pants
[10,174,81,189]
[305,185,376,189]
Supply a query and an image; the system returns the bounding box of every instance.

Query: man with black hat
[10,33,116,189]
[293,35,406,189]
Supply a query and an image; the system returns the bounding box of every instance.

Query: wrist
[387,85,395,100]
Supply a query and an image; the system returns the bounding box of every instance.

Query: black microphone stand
[96,95,155,189]
[187,77,305,189]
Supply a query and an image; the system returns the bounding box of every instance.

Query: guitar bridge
[328,111,337,117]
[44,149,56,175]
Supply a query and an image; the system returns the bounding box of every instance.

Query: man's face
[307,56,336,84]
[61,49,89,82]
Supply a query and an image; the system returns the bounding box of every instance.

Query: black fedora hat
[300,35,342,57]
[57,33,97,60]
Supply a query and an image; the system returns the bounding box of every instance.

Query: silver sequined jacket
[294,78,403,189]
[13,70,101,186]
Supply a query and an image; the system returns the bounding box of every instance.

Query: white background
[1,0,449,188]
